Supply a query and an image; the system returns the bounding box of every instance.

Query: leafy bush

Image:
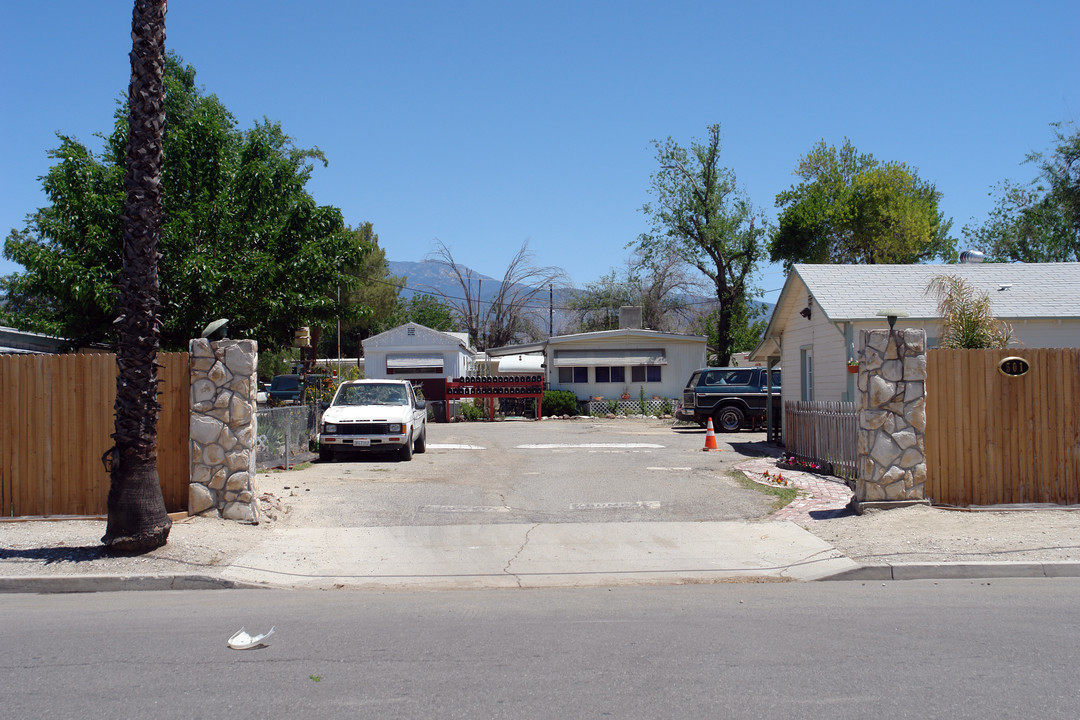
[460,400,486,421]
[541,390,579,417]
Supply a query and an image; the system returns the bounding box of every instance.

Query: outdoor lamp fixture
[200,318,229,340]
[876,308,908,333]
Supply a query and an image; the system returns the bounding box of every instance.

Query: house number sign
[998,356,1030,377]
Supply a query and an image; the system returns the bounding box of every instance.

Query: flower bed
[776,456,834,476]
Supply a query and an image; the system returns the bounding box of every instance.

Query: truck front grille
[333,423,389,434]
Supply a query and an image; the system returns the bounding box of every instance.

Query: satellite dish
[200,318,229,340]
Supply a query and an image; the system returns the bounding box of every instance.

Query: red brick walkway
[734,456,853,523]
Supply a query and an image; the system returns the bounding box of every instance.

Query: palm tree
[925,274,1013,349]
[102,0,172,553]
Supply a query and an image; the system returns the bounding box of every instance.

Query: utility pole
[549,283,553,336]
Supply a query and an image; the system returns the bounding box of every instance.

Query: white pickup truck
[317,379,427,462]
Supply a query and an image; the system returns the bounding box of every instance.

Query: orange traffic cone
[703,417,720,451]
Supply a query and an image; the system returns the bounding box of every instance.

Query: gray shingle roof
[795,262,1080,321]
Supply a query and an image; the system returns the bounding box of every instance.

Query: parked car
[317,379,427,462]
[256,382,269,404]
[675,366,781,432]
[267,374,302,403]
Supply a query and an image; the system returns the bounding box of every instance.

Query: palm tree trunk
[102,0,171,553]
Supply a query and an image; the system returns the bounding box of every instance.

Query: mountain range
[387,260,774,335]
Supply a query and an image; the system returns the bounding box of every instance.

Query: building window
[800,347,814,401]
[596,366,625,383]
[632,365,662,383]
[559,366,588,383]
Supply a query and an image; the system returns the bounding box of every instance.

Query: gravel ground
[4,457,1080,580]
[803,503,1080,564]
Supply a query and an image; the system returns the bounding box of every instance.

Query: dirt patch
[803,504,1080,564]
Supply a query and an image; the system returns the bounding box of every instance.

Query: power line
[362,273,770,313]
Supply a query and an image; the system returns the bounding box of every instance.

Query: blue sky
[2,1,1078,303]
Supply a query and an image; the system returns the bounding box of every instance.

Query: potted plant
[847,359,859,373]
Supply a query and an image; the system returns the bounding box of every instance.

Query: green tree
[770,138,956,269]
[102,0,171,554]
[377,293,457,333]
[565,269,632,332]
[2,54,369,351]
[963,122,1080,262]
[926,274,1012,349]
[426,239,566,350]
[566,253,697,334]
[636,124,767,366]
[331,222,403,354]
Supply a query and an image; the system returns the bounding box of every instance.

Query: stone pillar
[188,338,260,522]
[855,328,928,508]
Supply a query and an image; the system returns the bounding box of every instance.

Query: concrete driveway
[219,418,858,588]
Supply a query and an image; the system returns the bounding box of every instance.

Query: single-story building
[750,259,1080,409]
[0,326,68,355]
[361,322,476,404]
[483,340,546,376]
[544,327,706,403]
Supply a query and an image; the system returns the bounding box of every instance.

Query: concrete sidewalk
[217,520,859,590]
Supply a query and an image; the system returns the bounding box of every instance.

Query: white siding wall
[778,308,849,407]
[1006,319,1080,349]
[364,347,469,380]
[546,335,705,400]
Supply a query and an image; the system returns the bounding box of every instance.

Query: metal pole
[336,285,341,379]
[549,283,553,336]
[284,408,291,470]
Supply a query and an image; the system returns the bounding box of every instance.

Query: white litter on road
[516,443,664,449]
[228,626,275,650]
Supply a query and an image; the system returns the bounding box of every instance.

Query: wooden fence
[782,400,858,481]
[925,347,1080,506]
[0,352,190,517]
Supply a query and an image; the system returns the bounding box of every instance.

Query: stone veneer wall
[188,338,260,522]
[856,328,927,502]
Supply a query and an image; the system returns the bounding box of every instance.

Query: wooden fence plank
[924,347,1080,507]
[1,357,11,515]
[0,351,190,517]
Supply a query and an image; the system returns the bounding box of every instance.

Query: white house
[751,260,1080,408]
[545,328,706,402]
[361,323,475,381]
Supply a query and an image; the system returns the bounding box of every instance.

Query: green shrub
[460,400,486,421]
[541,390,579,417]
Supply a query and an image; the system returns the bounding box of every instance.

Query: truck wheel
[319,445,335,463]
[398,432,414,461]
[414,424,427,454]
[715,406,745,433]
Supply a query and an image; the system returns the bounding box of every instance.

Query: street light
[876,308,908,331]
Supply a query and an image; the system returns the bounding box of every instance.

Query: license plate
[352,438,371,447]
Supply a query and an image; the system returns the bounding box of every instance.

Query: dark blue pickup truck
[675,366,781,432]
[267,374,302,403]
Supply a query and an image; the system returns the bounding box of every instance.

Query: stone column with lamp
[188,319,261,522]
[854,310,930,511]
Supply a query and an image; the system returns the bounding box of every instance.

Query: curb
[822,561,1080,581]
[0,574,265,594]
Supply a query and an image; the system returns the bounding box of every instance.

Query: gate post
[855,328,930,511]
[188,338,261,522]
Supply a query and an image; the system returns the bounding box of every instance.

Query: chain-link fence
[256,404,319,469]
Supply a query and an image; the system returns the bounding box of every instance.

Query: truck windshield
[335,384,408,406]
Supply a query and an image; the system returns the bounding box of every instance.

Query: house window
[631,365,662,383]
[595,366,625,383]
[800,347,814,401]
[559,366,588,383]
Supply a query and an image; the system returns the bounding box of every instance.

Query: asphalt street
[3,580,1079,719]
